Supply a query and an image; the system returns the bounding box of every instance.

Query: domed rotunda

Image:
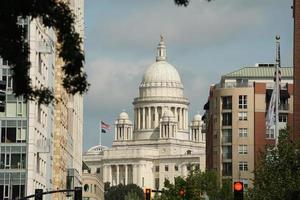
[84,36,205,192]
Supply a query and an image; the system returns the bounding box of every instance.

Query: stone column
[133,164,138,184]
[142,107,145,129]
[134,108,137,130]
[109,165,112,184]
[125,165,128,185]
[178,108,182,129]
[154,107,158,128]
[137,108,141,129]
[114,126,117,140]
[148,107,151,129]
[117,165,120,185]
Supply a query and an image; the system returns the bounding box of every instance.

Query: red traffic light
[179,188,185,197]
[234,182,243,191]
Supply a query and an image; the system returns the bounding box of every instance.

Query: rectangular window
[222,146,232,159]
[222,162,232,176]
[38,53,42,73]
[155,165,159,172]
[96,168,101,174]
[155,178,159,189]
[239,95,247,109]
[222,129,232,143]
[238,145,248,154]
[279,114,288,122]
[174,165,178,171]
[222,113,232,126]
[222,96,232,109]
[266,128,275,139]
[238,112,247,121]
[238,161,248,171]
[37,104,42,123]
[165,165,169,172]
[239,128,248,137]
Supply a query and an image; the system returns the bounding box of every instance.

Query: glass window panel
[6,103,16,117]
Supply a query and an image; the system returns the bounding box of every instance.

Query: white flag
[266,86,276,130]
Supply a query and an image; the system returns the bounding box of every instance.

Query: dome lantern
[156,34,167,62]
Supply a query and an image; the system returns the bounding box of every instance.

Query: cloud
[89,0,266,52]
[84,58,151,118]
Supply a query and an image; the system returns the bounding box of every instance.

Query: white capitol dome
[142,61,182,85]
[139,35,184,98]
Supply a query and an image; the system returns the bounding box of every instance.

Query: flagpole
[99,120,102,147]
[275,35,280,146]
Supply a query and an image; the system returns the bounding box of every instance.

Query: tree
[174,0,211,7]
[0,0,89,104]
[248,128,300,200]
[124,191,142,200]
[105,183,144,200]
[160,169,232,200]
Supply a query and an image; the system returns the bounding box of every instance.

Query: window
[266,128,275,139]
[155,178,159,189]
[238,145,248,154]
[239,128,248,137]
[238,161,248,171]
[155,166,159,172]
[279,114,288,122]
[38,53,42,73]
[222,162,232,176]
[238,112,247,121]
[222,113,232,126]
[1,127,17,143]
[186,150,192,155]
[222,146,232,159]
[222,129,232,143]
[37,104,42,123]
[174,165,178,171]
[222,96,232,109]
[187,165,191,171]
[96,168,100,174]
[239,95,247,109]
[165,165,169,172]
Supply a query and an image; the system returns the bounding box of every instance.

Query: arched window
[186,150,192,155]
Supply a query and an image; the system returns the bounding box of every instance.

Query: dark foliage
[0,0,89,104]
[105,183,144,200]
[174,0,211,7]
[248,128,300,200]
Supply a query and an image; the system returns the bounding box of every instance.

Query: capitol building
[83,36,206,191]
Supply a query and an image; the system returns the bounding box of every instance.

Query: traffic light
[0,80,6,112]
[145,188,151,200]
[234,181,243,200]
[179,187,185,198]
[35,189,43,200]
[74,187,82,200]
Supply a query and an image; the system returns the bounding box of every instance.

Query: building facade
[0,1,84,199]
[204,64,293,188]
[0,17,56,199]
[293,0,300,141]
[52,0,84,199]
[84,37,206,192]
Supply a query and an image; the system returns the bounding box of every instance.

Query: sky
[83,0,293,152]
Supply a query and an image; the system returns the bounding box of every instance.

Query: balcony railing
[216,82,253,89]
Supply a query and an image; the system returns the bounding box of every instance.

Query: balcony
[216,82,253,89]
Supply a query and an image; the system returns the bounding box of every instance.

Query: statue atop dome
[156,35,167,62]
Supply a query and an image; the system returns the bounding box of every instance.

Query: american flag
[100,121,111,133]
[266,36,281,132]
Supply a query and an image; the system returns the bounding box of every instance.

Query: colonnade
[103,164,141,186]
[134,106,188,130]
[114,125,133,141]
[160,123,176,138]
[190,128,201,142]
